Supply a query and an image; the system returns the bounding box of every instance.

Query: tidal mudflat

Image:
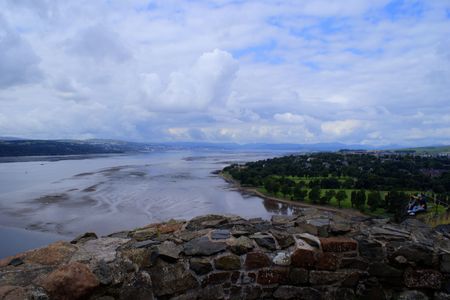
[0,151,300,257]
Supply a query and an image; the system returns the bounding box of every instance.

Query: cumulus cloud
[0,15,41,88]
[0,0,449,145]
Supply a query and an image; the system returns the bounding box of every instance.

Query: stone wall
[1,209,450,300]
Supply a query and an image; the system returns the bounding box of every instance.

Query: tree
[293,184,307,201]
[320,190,335,204]
[335,190,347,209]
[367,191,382,212]
[385,190,409,222]
[281,184,291,198]
[356,190,366,210]
[351,191,357,208]
[309,186,321,204]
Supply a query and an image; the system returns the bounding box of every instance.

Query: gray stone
[250,233,277,251]
[271,215,296,225]
[186,214,230,231]
[155,241,181,261]
[71,237,130,264]
[132,240,160,249]
[435,292,450,300]
[228,236,254,255]
[273,252,291,266]
[270,229,295,249]
[441,254,450,273]
[190,257,213,275]
[71,232,98,244]
[273,286,321,300]
[149,259,198,297]
[214,254,241,270]
[211,229,231,240]
[289,268,308,285]
[397,290,429,300]
[183,236,227,256]
[306,218,330,237]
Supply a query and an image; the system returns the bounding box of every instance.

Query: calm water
[0,150,300,257]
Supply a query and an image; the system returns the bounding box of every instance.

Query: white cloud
[0,0,449,145]
[321,120,363,137]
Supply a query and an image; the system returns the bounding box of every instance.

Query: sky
[0,0,449,146]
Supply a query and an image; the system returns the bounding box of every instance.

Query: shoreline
[219,171,367,219]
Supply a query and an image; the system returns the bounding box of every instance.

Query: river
[0,150,300,257]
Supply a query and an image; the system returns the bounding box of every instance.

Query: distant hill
[0,138,418,157]
[395,145,450,154]
[0,139,158,157]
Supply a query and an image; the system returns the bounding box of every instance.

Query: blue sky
[0,0,449,146]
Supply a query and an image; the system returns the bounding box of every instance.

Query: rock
[183,236,227,256]
[340,258,368,271]
[190,257,213,275]
[186,215,230,231]
[291,223,318,236]
[202,272,231,286]
[0,285,27,300]
[273,252,291,266]
[214,254,241,270]
[291,248,316,269]
[250,233,277,251]
[371,226,410,241]
[397,290,429,300]
[391,244,433,267]
[25,241,77,266]
[228,236,254,255]
[154,241,181,262]
[295,233,321,249]
[8,258,23,267]
[270,230,295,249]
[121,248,152,268]
[119,270,154,300]
[245,252,271,270]
[211,229,231,240]
[441,254,450,273]
[149,259,198,297]
[273,286,321,300]
[39,262,99,300]
[71,237,129,264]
[358,239,384,259]
[306,218,330,237]
[435,292,450,300]
[319,237,357,253]
[175,229,210,242]
[316,252,339,271]
[257,268,289,285]
[288,268,308,285]
[271,215,296,225]
[404,269,443,290]
[129,227,158,241]
[199,285,225,299]
[132,240,160,249]
[330,221,352,235]
[309,270,362,286]
[368,262,403,283]
[70,232,97,244]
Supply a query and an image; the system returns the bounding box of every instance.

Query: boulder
[250,233,277,251]
[24,241,77,266]
[404,269,443,290]
[214,254,241,270]
[211,229,231,240]
[273,252,291,266]
[257,268,289,285]
[273,286,321,300]
[189,257,213,275]
[149,259,198,297]
[245,252,271,270]
[228,236,254,255]
[39,262,99,300]
[319,237,357,253]
[291,248,316,269]
[70,232,98,244]
[183,236,227,256]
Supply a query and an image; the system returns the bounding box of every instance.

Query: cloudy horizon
[0,0,449,146]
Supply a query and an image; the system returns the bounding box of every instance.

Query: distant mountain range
[0,138,446,157]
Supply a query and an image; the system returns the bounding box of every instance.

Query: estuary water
[0,150,299,257]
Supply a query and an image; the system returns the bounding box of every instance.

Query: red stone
[245,252,271,270]
[404,269,443,290]
[40,262,99,300]
[320,237,357,253]
[291,248,316,269]
[257,268,289,285]
[316,252,339,271]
